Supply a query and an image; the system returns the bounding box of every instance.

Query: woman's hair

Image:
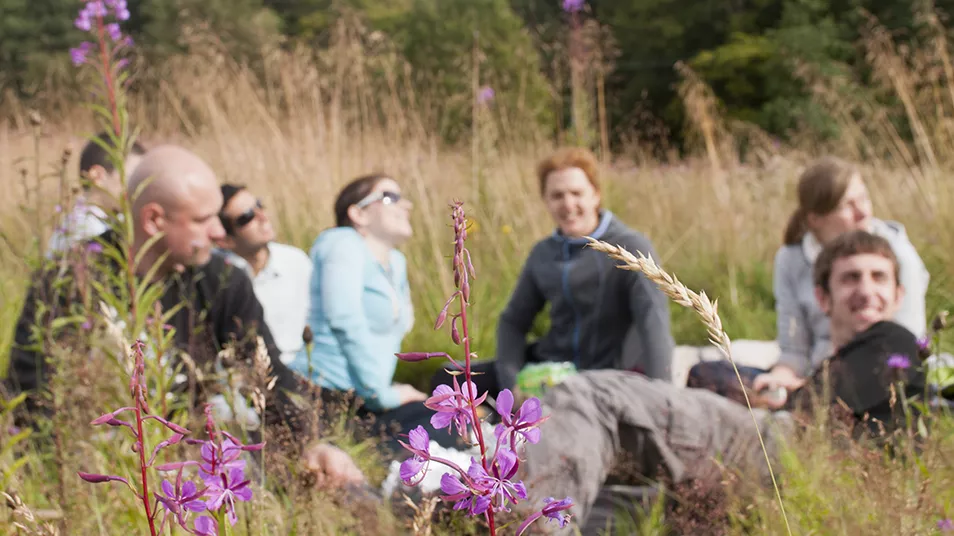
[536,146,601,196]
[334,173,390,227]
[782,156,860,245]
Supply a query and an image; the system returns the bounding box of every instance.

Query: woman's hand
[394,382,428,404]
[302,442,367,488]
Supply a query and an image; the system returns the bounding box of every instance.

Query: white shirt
[220,243,313,365]
[47,200,111,257]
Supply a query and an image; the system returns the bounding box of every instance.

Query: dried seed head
[932,310,949,333]
[29,110,42,127]
[302,325,314,344]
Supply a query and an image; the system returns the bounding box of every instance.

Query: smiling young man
[216,184,313,366]
[518,230,926,534]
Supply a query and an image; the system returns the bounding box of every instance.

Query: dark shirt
[4,230,316,443]
[494,210,675,389]
[788,320,926,437]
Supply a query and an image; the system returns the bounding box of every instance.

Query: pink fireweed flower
[468,448,527,513]
[494,389,549,448]
[425,376,487,437]
[187,405,264,483]
[156,477,207,529]
[70,42,92,66]
[563,0,585,12]
[441,448,528,516]
[194,515,218,535]
[887,354,911,370]
[515,496,575,535]
[398,426,432,485]
[478,85,495,104]
[204,467,253,526]
[106,22,122,41]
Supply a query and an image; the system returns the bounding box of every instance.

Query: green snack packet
[516,362,578,398]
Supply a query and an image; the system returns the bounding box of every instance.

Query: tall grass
[3,7,954,534]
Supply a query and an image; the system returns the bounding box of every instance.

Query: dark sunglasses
[355,190,402,209]
[226,199,263,232]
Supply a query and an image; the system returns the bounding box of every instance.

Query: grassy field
[5,15,954,536]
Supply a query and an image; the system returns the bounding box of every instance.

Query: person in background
[48,130,145,255]
[293,174,458,452]
[215,184,312,366]
[7,144,365,489]
[686,155,929,404]
[519,230,927,534]
[431,146,675,400]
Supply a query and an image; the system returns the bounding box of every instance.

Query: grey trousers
[518,370,793,535]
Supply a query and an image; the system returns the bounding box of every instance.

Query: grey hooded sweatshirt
[494,210,675,389]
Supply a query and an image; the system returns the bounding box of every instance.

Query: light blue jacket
[292,227,414,411]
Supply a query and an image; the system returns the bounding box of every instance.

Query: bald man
[4,144,368,490]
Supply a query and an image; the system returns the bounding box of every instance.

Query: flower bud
[302,325,314,345]
[932,310,949,333]
[451,316,461,345]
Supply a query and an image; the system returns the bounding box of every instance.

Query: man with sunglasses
[216,184,313,366]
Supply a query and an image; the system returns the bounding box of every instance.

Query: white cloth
[47,200,111,257]
[220,243,313,365]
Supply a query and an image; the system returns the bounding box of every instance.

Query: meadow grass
[4,12,954,535]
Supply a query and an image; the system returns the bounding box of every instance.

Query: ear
[139,202,167,237]
[346,204,367,228]
[86,164,108,186]
[815,285,832,317]
[805,212,820,232]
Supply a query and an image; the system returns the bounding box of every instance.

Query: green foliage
[391,0,554,141]
[0,0,82,101]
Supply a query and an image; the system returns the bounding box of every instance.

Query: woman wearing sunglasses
[293,174,457,453]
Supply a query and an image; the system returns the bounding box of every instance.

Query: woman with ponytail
[687,156,929,406]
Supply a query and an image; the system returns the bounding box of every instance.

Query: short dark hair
[813,230,900,293]
[333,173,390,227]
[79,130,146,177]
[219,183,247,234]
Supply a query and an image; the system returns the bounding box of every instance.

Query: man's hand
[302,443,367,488]
[752,366,805,392]
[752,366,805,409]
[394,383,427,405]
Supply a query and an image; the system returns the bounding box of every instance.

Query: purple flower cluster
[887,354,912,370]
[478,86,495,105]
[79,342,264,535]
[562,0,585,13]
[395,201,572,535]
[70,0,133,67]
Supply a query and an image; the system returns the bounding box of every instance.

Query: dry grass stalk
[584,237,793,536]
[402,493,438,536]
[3,492,60,536]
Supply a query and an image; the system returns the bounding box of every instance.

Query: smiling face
[806,173,873,244]
[816,252,903,343]
[542,166,602,238]
[219,188,275,254]
[349,178,413,246]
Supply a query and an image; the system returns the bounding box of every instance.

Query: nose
[210,218,226,241]
[856,273,879,296]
